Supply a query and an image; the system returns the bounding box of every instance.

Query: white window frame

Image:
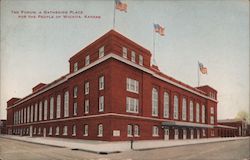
[182,98,187,120]
[189,101,194,122]
[152,88,158,116]
[99,76,104,90]
[56,95,61,118]
[85,99,89,114]
[122,47,128,58]
[73,102,77,116]
[85,55,90,66]
[99,96,104,112]
[99,46,104,58]
[44,100,48,120]
[97,124,103,137]
[63,126,68,136]
[72,125,76,136]
[152,126,159,137]
[50,97,54,119]
[127,124,132,137]
[163,92,170,118]
[139,55,143,66]
[73,62,78,72]
[173,95,179,119]
[196,103,200,122]
[126,78,139,93]
[126,97,139,113]
[85,82,89,95]
[83,124,88,136]
[131,51,136,62]
[64,91,69,117]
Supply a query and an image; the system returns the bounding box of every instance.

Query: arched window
[152,88,158,116]
[163,92,169,118]
[173,95,179,119]
[98,124,103,137]
[64,91,69,117]
[56,95,61,118]
[196,103,200,122]
[44,100,48,120]
[50,97,54,119]
[202,105,205,123]
[182,98,187,120]
[189,101,194,122]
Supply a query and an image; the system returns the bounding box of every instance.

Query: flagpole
[153,26,156,65]
[113,0,116,29]
[197,61,200,87]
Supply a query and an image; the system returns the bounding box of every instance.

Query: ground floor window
[127,125,132,137]
[97,124,103,137]
[49,127,52,135]
[38,127,41,135]
[33,128,36,135]
[63,126,68,136]
[202,129,206,136]
[72,125,76,136]
[56,126,59,135]
[152,126,159,137]
[83,124,88,136]
[134,125,139,137]
[211,130,215,136]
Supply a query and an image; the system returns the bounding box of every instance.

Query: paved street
[0,137,249,160]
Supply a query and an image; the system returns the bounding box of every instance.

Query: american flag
[154,24,165,36]
[115,0,127,12]
[198,62,208,74]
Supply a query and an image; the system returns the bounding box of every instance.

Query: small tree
[235,110,250,123]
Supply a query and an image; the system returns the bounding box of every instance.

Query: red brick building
[6,30,219,141]
[217,119,248,137]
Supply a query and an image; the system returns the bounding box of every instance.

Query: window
[202,105,205,123]
[189,101,194,122]
[56,95,61,118]
[63,126,68,135]
[139,55,143,66]
[73,86,78,98]
[126,78,139,93]
[49,127,52,135]
[19,110,21,124]
[73,102,77,116]
[99,46,104,58]
[83,124,88,136]
[24,108,26,123]
[73,62,78,72]
[122,47,127,58]
[152,126,159,136]
[196,103,200,122]
[55,126,59,135]
[50,97,54,119]
[152,88,158,116]
[163,92,169,118]
[33,127,36,134]
[85,82,89,95]
[99,76,104,90]
[97,124,103,137]
[173,95,179,119]
[64,91,69,117]
[134,125,139,137]
[99,96,104,112]
[85,99,89,114]
[202,129,206,136]
[34,103,38,122]
[21,108,23,123]
[30,105,33,122]
[211,107,214,114]
[72,125,76,136]
[127,125,132,137]
[44,100,48,120]
[182,98,187,120]
[38,127,41,135]
[131,51,136,62]
[39,101,42,121]
[210,116,214,124]
[211,130,215,136]
[85,55,90,66]
[126,97,139,113]
[27,106,30,123]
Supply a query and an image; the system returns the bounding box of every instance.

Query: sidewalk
[0,135,248,154]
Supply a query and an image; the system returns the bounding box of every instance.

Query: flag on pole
[198,62,208,74]
[154,24,165,36]
[115,0,127,12]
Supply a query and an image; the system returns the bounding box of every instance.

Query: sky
[0,0,249,120]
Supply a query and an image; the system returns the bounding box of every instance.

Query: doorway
[164,128,169,140]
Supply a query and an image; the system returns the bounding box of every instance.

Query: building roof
[218,118,245,123]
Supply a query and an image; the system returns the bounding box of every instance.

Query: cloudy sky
[0,0,249,120]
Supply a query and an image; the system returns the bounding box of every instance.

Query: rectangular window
[202,129,206,136]
[122,47,128,58]
[139,55,143,66]
[202,105,205,123]
[163,92,169,118]
[99,76,104,90]
[38,127,41,135]
[152,126,159,136]
[173,95,179,119]
[73,62,78,72]
[50,97,54,119]
[131,51,136,62]
[127,124,132,137]
[211,130,215,136]
[39,101,42,121]
[189,101,194,122]
[99,96,104,112]
[85,55,90,66]
[85,82,89,95]
[21,109,23,123]
[56,126,59,135]
[182,98,187,120]
[97,124,103,137]
[49,127,52,135]
[24,107,26,123]
[33,128,36,135]
[64,91,69,117]
[126,78,139,93]
[56,95,61,118]
[73,102,78,116]
[63,126,68,135]
[34,103,38,122]
[73,86,78,98]
[196,103,200,122]
[99,46,104,58]
[211,107,214,114]
[44,100,48,120]
[30,105,33,122]
[126,97,139,113]
[85,99,89,114]
[210,116,214,124]
[72,125,76,136]
[152,88,159,116]
[27,106,30,123]
[134,125,139,137]
[83,124,88,136]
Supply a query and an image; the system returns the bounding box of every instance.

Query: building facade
[6,30,219,141]
[217,119,248,137]
[0,120,7,134]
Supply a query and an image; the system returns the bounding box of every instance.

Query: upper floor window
[63,126,68,135]
[85,99,89,114]
[73,62,78,72]
[126,78,139,93]
[211,107,214,114]
[24,108,26,123]
[182,98,187,121]
[85,55,90,66]
[27,106,30,123]
[83,124,88,136]
[44,100,48,120]
[73,102,78,116]
[85,82,89,95]
[34,103,38,122]
[39,101,42,121]
[56,95,61,118]
[127,124,132,137]
[50,97,54,119]
[64,91,69,117]
[31,105,34,123]
[131,51,136,62]
[97,124,103,137]
[139,55,143,66]
[126,97,138,113]
[196,103,200,122]
[163,92,169,118]
[210,116,214,124]
[152,88,158,116]
[99,46,104,58]
[173,95,179,119]
[72,125,76,136]
[99,76,104,90]
[189,101,194,122]
[99,96,104,112]
[202,105,205,123]
[152,126,159,137]
[73,86,78,98]
[122,47,128,58]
